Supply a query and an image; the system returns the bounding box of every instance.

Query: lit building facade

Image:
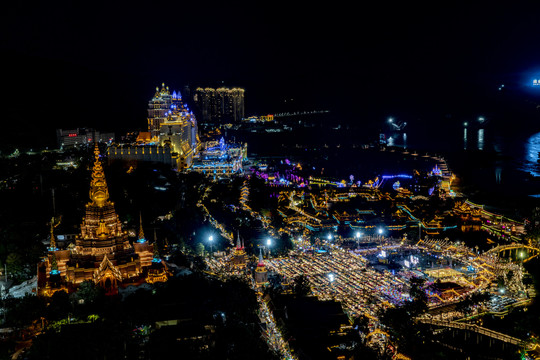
[56,128,115,148]
[38,144,166,296]
[193,87,244,124]
[191,137,246,177]
[108,145,177,168]
[158,109,200,170]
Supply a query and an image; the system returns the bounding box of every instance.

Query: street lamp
[208,235,214,256]
[355,231,362,249]
[266,238,272,258]
[327,233,332,241]
[377,227,384,245]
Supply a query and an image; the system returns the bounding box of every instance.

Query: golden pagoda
[38,143,162,296]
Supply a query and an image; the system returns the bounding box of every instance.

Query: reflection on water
[463,128,467,150]
[387,132,407,148]
[523,132,540,176]
[477,129,484,151]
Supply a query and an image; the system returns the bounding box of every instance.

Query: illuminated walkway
[486,243,540,263]
[419,318,530,349]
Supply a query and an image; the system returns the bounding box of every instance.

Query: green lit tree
[196,242,205,257]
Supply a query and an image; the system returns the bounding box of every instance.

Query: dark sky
[2,2,540,146]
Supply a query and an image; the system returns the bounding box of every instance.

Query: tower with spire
[254,248,268,286]
[148,83,173,139]
[230,231,247,268]
[133,213,154,268]
[137,213,146,243]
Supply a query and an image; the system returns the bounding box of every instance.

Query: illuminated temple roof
[37,143,162,295]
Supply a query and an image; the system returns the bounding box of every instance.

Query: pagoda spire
[236,231,242,249]
[152,242,161,263]
[89,143,110,207]
[49,218,57,251]
[258,248,264,266]
[48,217,60,251]
[137,212,146,243]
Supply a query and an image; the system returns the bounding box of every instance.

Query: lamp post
[355,231,362,249]
[266,238,272,258]
[378,227,384,245]
[208,235,214,257]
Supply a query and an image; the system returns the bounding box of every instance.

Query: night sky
[2,2,540,147]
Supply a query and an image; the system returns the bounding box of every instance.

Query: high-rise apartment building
[192,87,244,124]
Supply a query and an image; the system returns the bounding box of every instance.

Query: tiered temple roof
[37,144,163,296]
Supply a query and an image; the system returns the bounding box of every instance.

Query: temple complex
[37,144,167,296]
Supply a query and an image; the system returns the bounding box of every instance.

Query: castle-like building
[38,144,168,296]
[108,83,200,171]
